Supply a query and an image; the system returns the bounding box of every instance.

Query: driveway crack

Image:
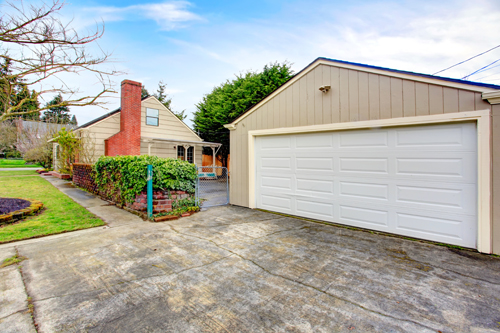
[31,253,234,303]
[16,246,39,332]
[168,225,438,332]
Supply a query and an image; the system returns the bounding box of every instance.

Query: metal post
[147,164,153,219]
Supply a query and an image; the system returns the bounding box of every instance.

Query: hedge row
[93,155,197,205]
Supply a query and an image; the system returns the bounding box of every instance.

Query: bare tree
[0,120,17,154]
[0,0,121,122]
[16,120,60,169]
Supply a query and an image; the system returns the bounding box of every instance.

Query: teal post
[147,165,153,219]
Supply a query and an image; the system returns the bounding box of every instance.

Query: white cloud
[83,1,203,30]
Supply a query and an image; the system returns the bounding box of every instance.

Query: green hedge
[93,155,197,204]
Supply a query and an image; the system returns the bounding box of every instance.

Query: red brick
[105,80,142,156]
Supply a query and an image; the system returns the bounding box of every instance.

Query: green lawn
[0,173,105,243]
[0,170,39,177]
[0,159,41,168]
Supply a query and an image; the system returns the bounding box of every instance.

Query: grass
[0,170,39,177]
[0,254,27,268]
[0,159,41,168]
[0,173,105,243]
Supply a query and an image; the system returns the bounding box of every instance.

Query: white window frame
[146,108,159,126]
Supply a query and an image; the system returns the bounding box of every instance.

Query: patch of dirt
[0,197,31,214]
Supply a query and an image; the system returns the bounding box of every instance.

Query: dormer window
[146,108,159,126]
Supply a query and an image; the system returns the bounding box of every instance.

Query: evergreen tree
[0,59,40,120]
[143,81,187,121]
[193,62,293,167]
[42,94,71,124]
[141,86,149,99]
[69,115,78,126]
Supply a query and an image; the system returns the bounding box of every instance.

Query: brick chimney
[105,80,142,156]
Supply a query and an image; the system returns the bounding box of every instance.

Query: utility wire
[462,58,500,80]
[432,44,500,75]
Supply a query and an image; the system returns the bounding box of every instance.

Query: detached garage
[224,58,500,254]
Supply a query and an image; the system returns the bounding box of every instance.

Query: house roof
[76,96,151,130]
[76,107,121,130]
[226,57,500,126]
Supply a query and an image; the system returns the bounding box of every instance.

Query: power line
[462,58,500,80]
[432,44,500,75]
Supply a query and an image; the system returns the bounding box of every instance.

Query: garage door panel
[255,122,478,248]
[259,136,292,150]
[296,133,334,148]
[296,198,334,219]
[260,157,292,171]
[296,157,334,172]
[339,181,389,201]
[259,194,293,212]
[394,123,476,150]
[261,175,293,191]
[339,205,389,227]
[339,130,389,148]
[394,210,476,247]
[296,177,334,195]
[395,184,474,211]
[339,157,389,174]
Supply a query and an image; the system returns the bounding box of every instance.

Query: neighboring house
[224,57,500,255]
[53,79,220,169]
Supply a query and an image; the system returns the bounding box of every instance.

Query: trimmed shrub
[93,155,197,204]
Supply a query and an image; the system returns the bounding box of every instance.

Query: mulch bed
[0,198,30,215]
[0,198,44,225]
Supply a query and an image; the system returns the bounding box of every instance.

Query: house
[224,57,500,255]
[52,79,221,169]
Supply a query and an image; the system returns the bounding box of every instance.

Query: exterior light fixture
[319,85,331,93]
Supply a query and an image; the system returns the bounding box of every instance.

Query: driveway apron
[1,202,499,332]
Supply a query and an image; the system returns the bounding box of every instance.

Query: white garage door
[255,123,477,248]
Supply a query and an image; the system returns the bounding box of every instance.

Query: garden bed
[0,197,44,225]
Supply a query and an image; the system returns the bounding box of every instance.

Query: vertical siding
[415,82,429,116]
[429,86,444,115]
[314,68,323,124]
[339,68,350,122]
[330,66,341,123]
[369,74,380,120]
[229,63,495,213]
[390,78,403,118]
[358,72,369,121]
[403,80,416,117]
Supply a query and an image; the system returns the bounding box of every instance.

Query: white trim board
[247,110,492,253]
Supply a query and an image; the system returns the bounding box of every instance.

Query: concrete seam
[16,246,39,333]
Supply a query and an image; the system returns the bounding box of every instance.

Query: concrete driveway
[1,205,500,332]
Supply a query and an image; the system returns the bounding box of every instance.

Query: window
[177,146,185,160]
[187,147,194,163]
[146,108,159,126]
[177,146,194,163]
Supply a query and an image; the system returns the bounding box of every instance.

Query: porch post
[211,146,215,173]
[183,145,190,161]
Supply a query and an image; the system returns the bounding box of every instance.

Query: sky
[19,0,500,127]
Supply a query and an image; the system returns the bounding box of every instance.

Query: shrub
[93,155,197,204]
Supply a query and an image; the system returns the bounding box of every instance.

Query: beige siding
[229,63,495,217]
[139,141,202,166]
[81,113,120,162]
[141,97,201,142]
